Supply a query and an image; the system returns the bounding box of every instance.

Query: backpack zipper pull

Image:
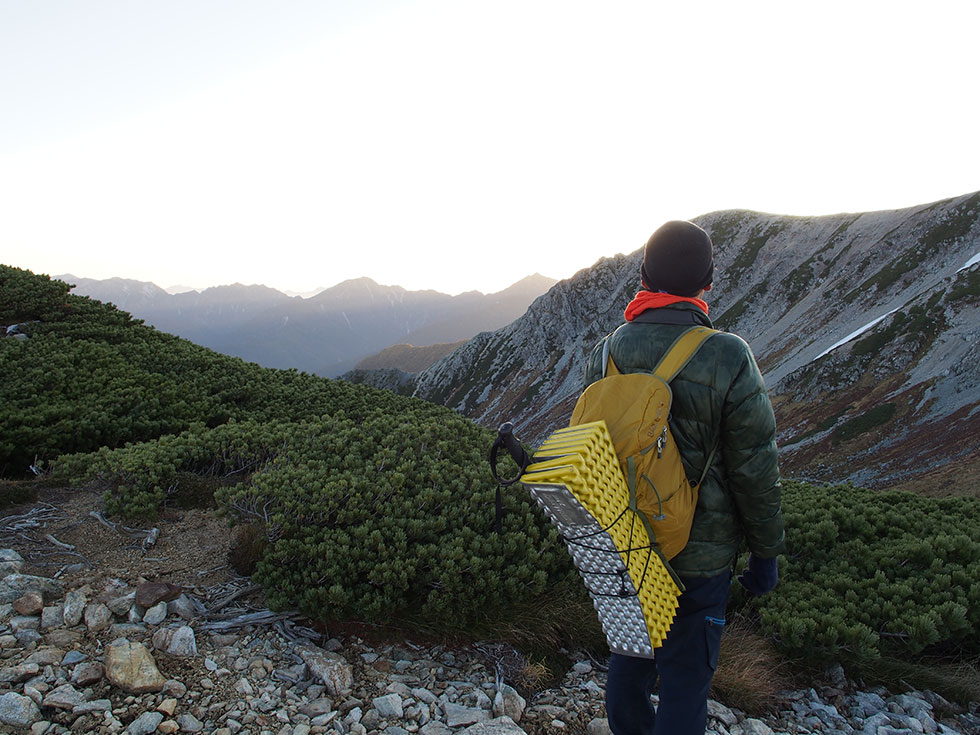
[656,426,667,458]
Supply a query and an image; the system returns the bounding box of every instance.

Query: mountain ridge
[349,191,980,494]
[61,273,557,376]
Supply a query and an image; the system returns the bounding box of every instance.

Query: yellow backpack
[570,326,718,562]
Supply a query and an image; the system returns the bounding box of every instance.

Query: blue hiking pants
[605,571,730,735]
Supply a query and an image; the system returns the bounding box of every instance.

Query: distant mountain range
[346,191,980,495]
[61,274,557,376]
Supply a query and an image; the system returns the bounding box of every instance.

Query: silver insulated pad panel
[526,483,655,658]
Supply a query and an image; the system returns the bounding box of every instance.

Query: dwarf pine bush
[738,480,980,663]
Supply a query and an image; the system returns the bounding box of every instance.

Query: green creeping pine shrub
[0,266,449,475]
[216,411,580,632]
[51,420,294,518]
[735,481,980,663]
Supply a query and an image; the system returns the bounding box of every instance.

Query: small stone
[126,710,164,735]
[25,647,64,666]
[492,684,525,723]
[143,601,168,625]
[707,699,739,728]
[0,662,40,683]
[43,684,88,710]
[152,625,198,656]
[106,591,136,616]
[62,650,87,666]
[30,721,51,735]
[41,604,63,629]
[457,716,524,735]
[167,595,200,620]
[157,720,179,734]
[13,591,44,616]
[0,574,62,604]
[103,639,166,693]
[84,602,112,632]
[586,718,611,735]
[740,718,775,735]
[0,549,27,576]
[134,581,183,607]
[443,702,489,728]
[156,697,178,716]
[11,615,40,632]
[72,699,112,714]
[176,713,204,732]
[297,645,353,696]
[162,679,187,698]
[419,723,452,735]
[299,698,334,717]
[45,629,83,648]
[374,693,404,719]
[572,661,593,675]
[110,623,146,637]
[0,691,42,728]
[63,588,89,626]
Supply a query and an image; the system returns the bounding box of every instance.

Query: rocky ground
[0,487,978,735]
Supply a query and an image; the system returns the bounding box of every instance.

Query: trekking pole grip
[489,422,530,487]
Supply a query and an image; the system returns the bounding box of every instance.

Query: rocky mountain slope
[350,192,980,494]
[353,341,467,373]
[62,275,556,377]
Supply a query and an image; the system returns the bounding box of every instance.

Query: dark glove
[738,554,779,596]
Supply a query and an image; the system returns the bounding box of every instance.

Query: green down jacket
[583,302,785,577]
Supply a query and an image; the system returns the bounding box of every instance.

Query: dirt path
[1,485,246,599]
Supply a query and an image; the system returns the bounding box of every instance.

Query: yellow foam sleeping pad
[520,420,680,658]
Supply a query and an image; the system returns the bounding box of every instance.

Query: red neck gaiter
[624,291,709,322]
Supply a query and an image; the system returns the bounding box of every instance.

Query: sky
[2,0,978,296]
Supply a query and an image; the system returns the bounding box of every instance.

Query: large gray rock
[104,639,166,693]
[0,691,41,728]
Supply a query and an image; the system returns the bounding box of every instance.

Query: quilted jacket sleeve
[720,343,785,559]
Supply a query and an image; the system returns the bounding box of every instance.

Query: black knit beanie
[641,220,715,296]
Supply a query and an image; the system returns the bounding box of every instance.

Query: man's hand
[737,554,779,596]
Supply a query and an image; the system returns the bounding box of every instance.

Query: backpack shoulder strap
[653,326,720,487]
[652,326,717,383]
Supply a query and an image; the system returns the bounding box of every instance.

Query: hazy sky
[2,0,978,295]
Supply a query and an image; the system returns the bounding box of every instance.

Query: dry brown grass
[857,655,980,709]
[711,614,793,715]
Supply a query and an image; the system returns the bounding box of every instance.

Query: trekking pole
[488,422,532,533]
